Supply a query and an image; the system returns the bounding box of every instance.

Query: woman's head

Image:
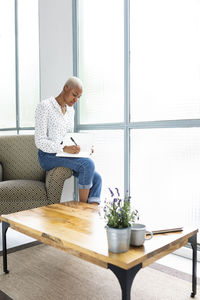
[62,76,83,106]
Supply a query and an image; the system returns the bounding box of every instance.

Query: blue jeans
[38,149,102,204]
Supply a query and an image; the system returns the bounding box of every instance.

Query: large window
[76,0,200,237]
[0,0,39,134]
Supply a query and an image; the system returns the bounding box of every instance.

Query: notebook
[151,226,183,235]
[56,133,94,158]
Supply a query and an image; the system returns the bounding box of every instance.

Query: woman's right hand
[63,145,80,154]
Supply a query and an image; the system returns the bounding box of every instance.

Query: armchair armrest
[45,167,73,204]
[0,162,3,182]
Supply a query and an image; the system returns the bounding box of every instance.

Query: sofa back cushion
[0,135,45,181]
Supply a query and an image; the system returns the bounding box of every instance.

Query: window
[0,0,16,129]
[129,0,200,233]
[18,0,40,127]
[81,130,124,198]
[131,128,200,229]
[77,0,124,125]
[130,0,200,122]
[75,0,200,239]
[0,0,39,134]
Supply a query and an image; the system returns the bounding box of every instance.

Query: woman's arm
[34,103,63,153]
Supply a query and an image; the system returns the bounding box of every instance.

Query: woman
[34,76,102,205]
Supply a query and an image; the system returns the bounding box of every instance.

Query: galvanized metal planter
[106,226,131,253]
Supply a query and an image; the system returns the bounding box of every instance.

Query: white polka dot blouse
[34,97,74,153]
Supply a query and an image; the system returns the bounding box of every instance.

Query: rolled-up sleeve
[35,103,63,153]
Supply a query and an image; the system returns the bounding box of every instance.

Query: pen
[70,137,77,146]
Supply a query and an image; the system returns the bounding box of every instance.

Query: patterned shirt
[35,97,74,153]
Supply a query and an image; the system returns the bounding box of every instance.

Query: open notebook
[56,133,94,158]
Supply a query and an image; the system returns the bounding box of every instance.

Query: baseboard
[173,246,200,262]
[150,262,200,284]
[0,240,41,257]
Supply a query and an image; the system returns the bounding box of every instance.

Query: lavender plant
[104,188,139,229]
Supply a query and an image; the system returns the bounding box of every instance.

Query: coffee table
[0,201,198,300]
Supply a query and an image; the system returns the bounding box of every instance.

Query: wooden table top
[0,201,198,270]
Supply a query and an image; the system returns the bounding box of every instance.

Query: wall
[39,0,74,201]
[39,0,73,99]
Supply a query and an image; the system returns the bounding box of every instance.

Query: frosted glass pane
[81,130,124,201]
[130,0,200,121]
[78,0,124,124]
[18,0,39,127]
[19,130,34,135]
[0,1,16,128]
[131,128,200,235]
[0,131,17,136]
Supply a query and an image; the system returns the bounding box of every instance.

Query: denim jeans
[38,149,102,204]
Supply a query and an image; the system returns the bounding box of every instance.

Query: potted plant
[104,188,139,253]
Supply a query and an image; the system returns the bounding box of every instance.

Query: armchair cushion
[46,167,73,204]
[0,180,48,215]
[0,135,45,181]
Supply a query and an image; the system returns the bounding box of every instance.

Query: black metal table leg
[2,221,10,274]
[188,234,197,298]
[108,263,142,300]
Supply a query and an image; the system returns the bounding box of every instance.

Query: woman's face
[63,85,82,106]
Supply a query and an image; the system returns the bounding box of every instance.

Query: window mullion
[14,0,20,134]
[73,0,79,132]
[73,0,79,201]
[124,0,130,197]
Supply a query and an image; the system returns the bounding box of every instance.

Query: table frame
[1,221,198,300]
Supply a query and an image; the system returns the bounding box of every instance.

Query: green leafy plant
[104,188,139,229]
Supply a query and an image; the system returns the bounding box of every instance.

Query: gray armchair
[0,135,72,215]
